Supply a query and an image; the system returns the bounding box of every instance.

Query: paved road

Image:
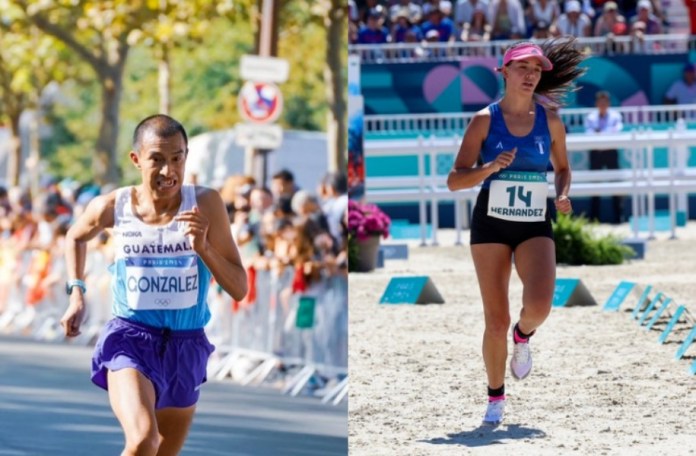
[0,336,347,456]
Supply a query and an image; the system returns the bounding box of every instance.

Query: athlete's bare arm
[60,192,116,336]
[547,109,572,213]
[175,187,247,301]
[447,109,517,191]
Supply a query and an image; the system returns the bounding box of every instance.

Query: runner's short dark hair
[133,114,188,152]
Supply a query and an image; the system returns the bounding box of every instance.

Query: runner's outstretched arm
[61,193,115,336]
[548,111,572,214]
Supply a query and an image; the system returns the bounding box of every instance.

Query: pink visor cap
[500,44,553,71]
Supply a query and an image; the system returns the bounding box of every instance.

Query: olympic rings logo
[155,298,171,307]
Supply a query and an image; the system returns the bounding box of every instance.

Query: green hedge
[553,213,634,265]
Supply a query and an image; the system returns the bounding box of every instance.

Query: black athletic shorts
[470,189,554,250]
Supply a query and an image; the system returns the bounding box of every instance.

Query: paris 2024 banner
[360,53,695,115]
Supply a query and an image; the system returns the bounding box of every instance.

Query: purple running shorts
[91,317,215,409]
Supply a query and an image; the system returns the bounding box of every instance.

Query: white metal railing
[364,130,696,245]
[349,34,695,63]
[365,104,696,135]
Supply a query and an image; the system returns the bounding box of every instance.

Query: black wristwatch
[66,279,87,295]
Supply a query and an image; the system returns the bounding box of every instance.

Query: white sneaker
[510,340,533,380]
[482,399,505,425]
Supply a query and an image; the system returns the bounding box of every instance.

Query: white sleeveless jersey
[110,185,211,330]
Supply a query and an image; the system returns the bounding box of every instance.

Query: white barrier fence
[365,104,696,135]
[349,34,695,63]
[364,129,696,245]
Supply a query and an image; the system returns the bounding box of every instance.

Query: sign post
[237,81,283,125]
[240,55,289,83]
[238,52,288,185]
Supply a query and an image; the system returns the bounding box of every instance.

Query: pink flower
[348,200,391,240]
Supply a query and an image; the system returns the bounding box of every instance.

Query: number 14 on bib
[488,171,548,222]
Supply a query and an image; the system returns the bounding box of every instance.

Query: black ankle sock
[488,385,505,398]
[514,323,534,340]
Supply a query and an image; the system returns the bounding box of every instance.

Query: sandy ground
[349,223,696,456]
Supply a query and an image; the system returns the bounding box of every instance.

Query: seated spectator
[357,10,389,44]
[391,7,423,43]
[425,28,440,42]
[629,0,661,34]
[440,0,455,19]
[554,0,592,37]
[422,0,442,16]
[460,4,492,41]
[455,0,490,30]
[629,20,650,52]
[526,0,560,37]
[664,63,696,105]
[421,29,450,60]
[646,0,667,26]
[395,28,426,60]
[579,0,597,20]
[389,0,423,24]
[349,20,359,44]
[404,28,421,43]
[532,20,555,38]
[594,1,626,36]
[421,2,457,42]
[489,0,526,40]
[359,0,387,25]
[348,0,359,25]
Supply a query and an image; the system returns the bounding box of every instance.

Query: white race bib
[487,171,548,222]
[124,255,199,310]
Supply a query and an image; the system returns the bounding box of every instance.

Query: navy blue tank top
[480,102,551,189]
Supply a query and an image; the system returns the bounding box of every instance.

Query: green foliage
[41,78,99,182]
[4,1,334,186]
[347,233,360,273]
[285,85,323,131]
[553,213,634,265]
[277,4,329,132]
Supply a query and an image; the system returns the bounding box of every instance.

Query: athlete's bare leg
[471,243,514,389]
[155,406,196,456]
[513,237,556,335]
[108,369,159,456]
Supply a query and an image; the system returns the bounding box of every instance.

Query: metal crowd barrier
[206,266,348,405]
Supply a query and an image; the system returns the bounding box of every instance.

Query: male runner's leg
[108,368,160,456]
[155,407,196,456]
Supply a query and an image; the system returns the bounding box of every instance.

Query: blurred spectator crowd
[349,0,670,46]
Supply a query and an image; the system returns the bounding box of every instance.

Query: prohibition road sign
[238,81,283,124]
